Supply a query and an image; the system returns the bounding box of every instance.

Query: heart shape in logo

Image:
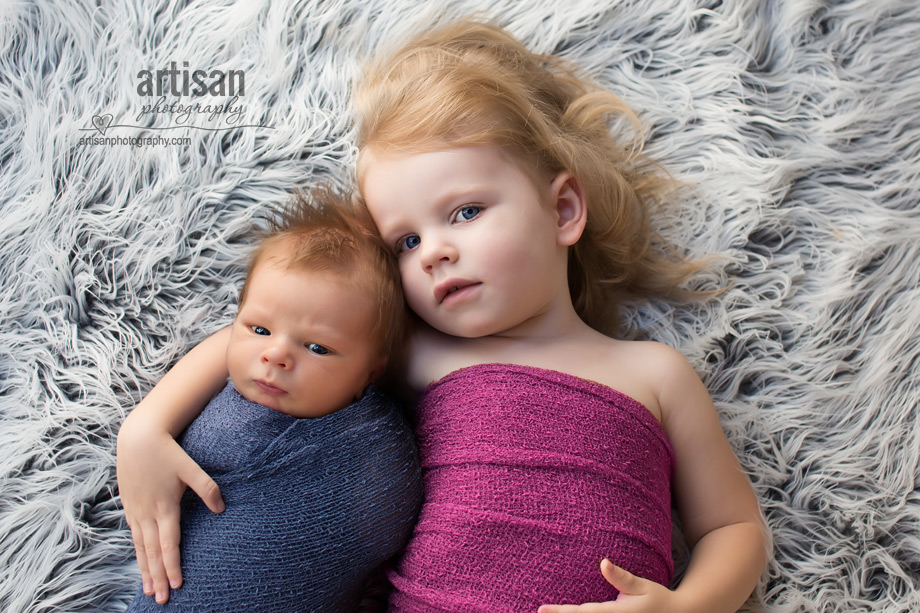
[92,114,113,135]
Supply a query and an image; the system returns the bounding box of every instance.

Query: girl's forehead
[361,145,498,198]
[360,141,534,180]
[358,141,446,172]
[361,144,552,224]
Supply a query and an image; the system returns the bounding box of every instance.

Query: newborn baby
[125,189,421,612]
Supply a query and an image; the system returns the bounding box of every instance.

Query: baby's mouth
[255,379,286,396]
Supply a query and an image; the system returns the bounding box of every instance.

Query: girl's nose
[420,235,458,272]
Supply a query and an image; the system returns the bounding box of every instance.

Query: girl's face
[360,144,573,339]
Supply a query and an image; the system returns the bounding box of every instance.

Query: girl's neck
[488,298,593,344]
[407,298,609,390]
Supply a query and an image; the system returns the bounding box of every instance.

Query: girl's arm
[655,344,767,612]
[116,326,231,604]
[540,344,767,613]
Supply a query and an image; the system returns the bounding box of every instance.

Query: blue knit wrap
[126,382,422,612]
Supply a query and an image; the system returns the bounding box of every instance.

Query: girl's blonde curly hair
[354,20,704,336]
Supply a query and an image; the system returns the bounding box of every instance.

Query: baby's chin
[231,378,358,419]
[231,379,286,413]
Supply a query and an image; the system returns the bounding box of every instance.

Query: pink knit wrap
[389,363,674,612]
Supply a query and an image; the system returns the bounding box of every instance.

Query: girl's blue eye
[398,235,421,253]
[457,206,481,221]
[307,343,330,355]
[251,325,270,336]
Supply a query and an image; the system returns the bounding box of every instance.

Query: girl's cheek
[402,282,431,317]
[398,257,418,284]
[404,280,426,305]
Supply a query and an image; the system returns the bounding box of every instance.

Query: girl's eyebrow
[435,185,492,208]
[374,215,410,243]
[376,185,493,240]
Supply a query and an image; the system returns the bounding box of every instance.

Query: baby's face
[227,261,384,417]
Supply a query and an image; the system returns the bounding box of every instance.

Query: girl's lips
[434,279,480,304]
[439,282,481,307]
[254,379,286,396]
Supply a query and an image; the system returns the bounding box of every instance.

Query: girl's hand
[116,415,224,604]
[537,560,679,613]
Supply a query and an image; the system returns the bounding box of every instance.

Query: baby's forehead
[253,255,368,292]
[247,259,381,331]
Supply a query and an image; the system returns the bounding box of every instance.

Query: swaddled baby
[126,188,421,612]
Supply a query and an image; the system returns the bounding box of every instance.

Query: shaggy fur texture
[1,0,918,611]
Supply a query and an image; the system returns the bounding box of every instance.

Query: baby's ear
[356,358,386,401]
[550,171,587,246]
[364,356,389,390]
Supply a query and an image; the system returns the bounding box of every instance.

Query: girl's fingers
[538,603,613,613]
[600,559,643,595]
[158,506,184,593]
[538,605,582,613]
[540,562,667,613]
[140,518,171,604]
[128,519,154,595]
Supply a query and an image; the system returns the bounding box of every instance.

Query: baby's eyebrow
[303,320,353,347]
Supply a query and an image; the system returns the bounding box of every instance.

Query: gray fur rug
[1,1,918,611]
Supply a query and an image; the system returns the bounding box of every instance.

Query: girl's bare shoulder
[613,338,693,377]
[406,326,701,417]
[585,337,698,421]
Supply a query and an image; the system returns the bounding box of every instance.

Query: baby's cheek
[225,343,247,383]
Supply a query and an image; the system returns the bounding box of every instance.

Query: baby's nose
[262,344,292,368]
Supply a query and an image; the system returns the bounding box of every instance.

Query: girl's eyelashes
[396,234,421,253]
[306,343,331,355]
[250,325,270,336]
[452,205,481,222]
[393,205,481,253]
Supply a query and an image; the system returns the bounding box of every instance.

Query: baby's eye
[306,343,330,355]
[250,325,270,336]
[397,235,421,253]
[453,205,481,222]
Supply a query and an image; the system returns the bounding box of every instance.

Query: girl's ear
[550,171,587,247]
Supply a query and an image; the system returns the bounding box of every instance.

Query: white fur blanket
[1,1,918,611]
